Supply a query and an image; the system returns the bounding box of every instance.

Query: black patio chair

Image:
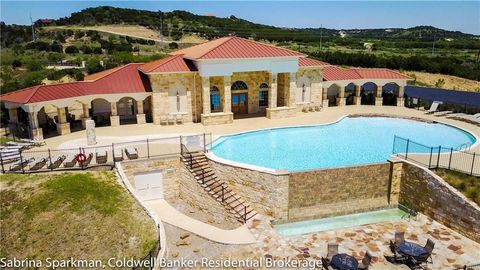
[321,257,334,270]
[327,243,338,260]
[410,252,431,270]
[389,232,407,262]
[358,251,372,270]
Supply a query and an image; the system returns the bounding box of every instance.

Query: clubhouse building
[1,36,410,140]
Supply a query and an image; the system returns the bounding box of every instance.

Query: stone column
[287,72,296,107]
[336,86,346,106]
[322,87,329,108]
[353,85,362,105]
[375,85,383,106]
[223,76,232,113]
[269,73,278,109]
[7,108,19,133]
[202,76,211,115]
[136,100,146,124]
[396,85,405,107]
[28,111,43,140]
[110,102,120,126]
[81,103,90,129]
[56,107,71,135]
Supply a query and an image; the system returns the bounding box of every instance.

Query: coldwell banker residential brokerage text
[1,257,325,269]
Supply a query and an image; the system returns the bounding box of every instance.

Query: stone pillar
[269,73,278,109]
[110,102,120,126]
[81,104,90,129]
[336,86,346,106]
[223,76,232,113]
[202,76,211,115]
[396,85,405,107]
[56,107,71,135]
[7,108,19,133]
[86,119,97,145]
[287,72,297,107]
[28,111,43,141]
[322,87,329,108]
[353,85,362,105]
[375,85,384,106]
[136,100,146,124]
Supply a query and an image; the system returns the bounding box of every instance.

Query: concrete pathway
[145,199,256,245]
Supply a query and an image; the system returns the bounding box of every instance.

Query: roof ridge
[196,36,234,59]
[85,63,141,81]
[140,55,183,72]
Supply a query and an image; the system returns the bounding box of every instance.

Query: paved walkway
[144,199,256,245]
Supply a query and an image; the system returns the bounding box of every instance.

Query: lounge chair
[48,155,66,169]
[358,251,372,270]
[9,158,34,171]
[167,115,175,125]
[96,151,108,164]
[315,105,321,111]
[160,115,168,125]
[424,101,440,114]
[176,114,184,124]
[63,154,77,168]
[309,105,315,112]
[6,141,34,149]
[125,147,138,159]
[113,149,124,162]
[29,158,47,171]
[20,138,46,146]
[327,243,338,260]
[1,152,21,163]
[80,153,93,167]
[433,110,453,116]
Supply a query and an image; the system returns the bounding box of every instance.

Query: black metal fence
[132,224,162,270]
[392,135,479,176]
[1,133,212,174]
[456,264,480,270]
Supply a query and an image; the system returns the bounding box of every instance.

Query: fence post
[179,135,183,154]
[448,148,453,170]
[222,186,225,202]
[203,133,206,153]
[112,143,115,166]
[146,138,150,159]
[428,147,433,168]
[201,168,205,184]
[436,146,441,168]
[19,150,25,174]
[405,139,410,160]
[471,153,476,176]
[48,149,53,171]
[0,152,4,173]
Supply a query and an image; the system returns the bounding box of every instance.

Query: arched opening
[361,82,377,105]
[91,98,111,127]
[143,96,153,123]
[345,83,355,105]
[231,81,248,114]
[326,84,340,107]
[382,83,399,106]
[169,83,187,113]
[258,83,269,108]
[117,97,137,125]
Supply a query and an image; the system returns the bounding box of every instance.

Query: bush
[25,60,44,71]
[50,42,63,53]
[25,41,50,51]
[168,42,178,49]
[80,45,92,54]
[65,45,79,54]
[74,31,85,39]
[92,47,103,54]
[11,59,22,69]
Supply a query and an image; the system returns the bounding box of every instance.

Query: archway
[117,97,137,125]
[91,98,111,127]
[326,84,340,107]
[345,83,356,105]
[143,96,153,123]
[361,82,377,105]
[382,83,399,106]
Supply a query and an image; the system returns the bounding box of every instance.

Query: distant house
[34,19,55,27]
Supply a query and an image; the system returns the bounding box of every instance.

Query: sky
[1,1,479,35]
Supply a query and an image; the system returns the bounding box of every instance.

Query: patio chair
[410,252,431,270]
[424,239,435,256]
[424,101,440,114]
[167,115,175,125]
[315,105,321,111]
[113,149,124,162]
[63,154,77,168]
[176,114,184,124]
[9,157,34,171]
[29,158,47,171]
[309,105,315,112]
[125,147,138,160]
[433,110,453,117]
[358,251,372,270]
[96,151,108,164]
[321,257,334,270]
[327,243,338,260]
[48,155,66,169]
[160,115,168,125]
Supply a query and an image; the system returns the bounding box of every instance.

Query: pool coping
[206,113,479,175]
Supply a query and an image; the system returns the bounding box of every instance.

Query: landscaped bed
[0,171,157,264]
[435,169,480,205]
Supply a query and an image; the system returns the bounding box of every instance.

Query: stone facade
[201,112,234,125]
[288,163,391,221]
[398,162,480,242]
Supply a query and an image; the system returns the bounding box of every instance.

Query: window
[210,86,221,112]
[231,81,248,90]
[259,83,269,107]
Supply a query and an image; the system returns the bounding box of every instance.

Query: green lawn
[0,136,12,145]
[436,169,480,205]
[0,171,157,262]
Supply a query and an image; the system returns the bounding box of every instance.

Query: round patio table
[330,253,358,270]
[399,242,427,257]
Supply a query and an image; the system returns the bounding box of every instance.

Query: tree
[65,45,79,54]
[92,47,103,54]
[168,42,178,49]
[50,42,63,53]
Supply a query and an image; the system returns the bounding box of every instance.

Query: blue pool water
[211,117,476,171]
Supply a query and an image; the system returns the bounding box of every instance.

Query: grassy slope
[405,71,480,92]
[0,172,157,261]
[435,169,480,205]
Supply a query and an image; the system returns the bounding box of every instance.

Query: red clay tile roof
[1,63,151,104]
[299,57,329,67]
[138,55,197,73]
[323,66,411,81]
[170,36,305,60]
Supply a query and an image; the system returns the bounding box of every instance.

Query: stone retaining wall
[288,163,391,221]
[398,162,480,243]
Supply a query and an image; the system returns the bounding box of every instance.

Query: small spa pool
[211,117,476,171]
[275,208,409,236]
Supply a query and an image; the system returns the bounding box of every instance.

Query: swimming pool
[211,117,476,171]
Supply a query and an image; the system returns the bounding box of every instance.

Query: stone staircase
[180,145,257,223]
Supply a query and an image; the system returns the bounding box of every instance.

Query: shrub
[50,42,63,53]
[168,42,178,49]
[11,59,22,69]
[65,45,79,54]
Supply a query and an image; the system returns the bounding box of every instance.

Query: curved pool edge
[207,114,479,173]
